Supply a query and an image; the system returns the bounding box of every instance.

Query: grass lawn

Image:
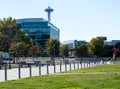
[0,63,120,89]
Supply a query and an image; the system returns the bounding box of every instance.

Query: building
[105,40,120,46]
[62,40,88,50]
[62,40,78,50]
[78,40,89,45]
[62,40,88,56]
[98,36,107,41]
[17,18,60,49]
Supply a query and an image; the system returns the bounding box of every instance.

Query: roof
[16,18,60,32]
[16,18,47,23]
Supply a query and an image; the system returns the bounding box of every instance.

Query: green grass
[0,63,120,89]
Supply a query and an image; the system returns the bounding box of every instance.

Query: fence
[0,59,113,82]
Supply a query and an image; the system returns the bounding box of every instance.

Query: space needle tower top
[45,6,54,22]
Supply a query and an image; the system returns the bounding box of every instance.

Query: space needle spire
[45,6,54,22]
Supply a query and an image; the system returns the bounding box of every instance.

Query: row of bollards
[3,60,106,81]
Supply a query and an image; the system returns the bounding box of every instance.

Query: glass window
[37,35,41,39]
[30,35,36,39]
[41,28,50,33]
[41,34,50,39]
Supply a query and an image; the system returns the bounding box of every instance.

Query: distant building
[78,40,89,45]
[105,40,120,46]
[62,40,88,49]
[17,18,60,49]
[62,40,78,50]
[62,40,88,50]
[62,40,88,56]
[98,36,107,41]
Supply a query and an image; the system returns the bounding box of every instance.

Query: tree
[46,38,60,63]
[0,17,32,53]
[0,32,8,51]
[88,37,105,57]
[0,17,18,51]
[29,45,41,56]
[9,42,30,63]
[114,42,120,57]
[74,45,88,58]
[103,45,113,57]
[61,45,69,58]
[115,42,120,49]
[15,30,32,55]
[9,42,29,56]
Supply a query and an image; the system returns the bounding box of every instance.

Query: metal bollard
[29,64,32,77]
[65,62,67,71]
[92,62,93,67]
[70,62,71,70]
[84,62,85,68]
[87,62,88,68]
[60,62,62,72]
[77,62,79,69]
[74,62,75,70]
[54,63,56,73]
[18,63,21,79]
[80,61,82,69]
[4,64,7,81]
[39,62,41,75]
[47,62,49,74]
[89,62,90,67]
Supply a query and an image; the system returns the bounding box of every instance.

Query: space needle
[45,6,54,22]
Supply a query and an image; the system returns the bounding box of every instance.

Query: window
[41,34,50,39]
[30,35,36,39]
[41,28,50,33]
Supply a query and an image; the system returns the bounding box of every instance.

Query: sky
[0,0,120,42]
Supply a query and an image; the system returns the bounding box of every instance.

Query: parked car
[0,52,12,60]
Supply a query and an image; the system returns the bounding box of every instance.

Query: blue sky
[0,0,120,42]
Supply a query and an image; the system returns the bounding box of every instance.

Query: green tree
[0,17,32,53]
[9,42,29,56]
[114,42,120,57]
[46,38,60,63]
[0,17,18,51]
[88,37,105,57]
[103,45,113,57]
[15,30,32,55]
[0,32,8,51]
[61,45,69,58]
[74,45,88,58]
[115,42,120,49]
[9,41,30,63]
[16,30,32,44]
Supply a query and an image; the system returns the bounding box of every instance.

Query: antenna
[45,6,54,22]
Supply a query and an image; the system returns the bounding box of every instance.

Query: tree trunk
[51,56,55,65]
